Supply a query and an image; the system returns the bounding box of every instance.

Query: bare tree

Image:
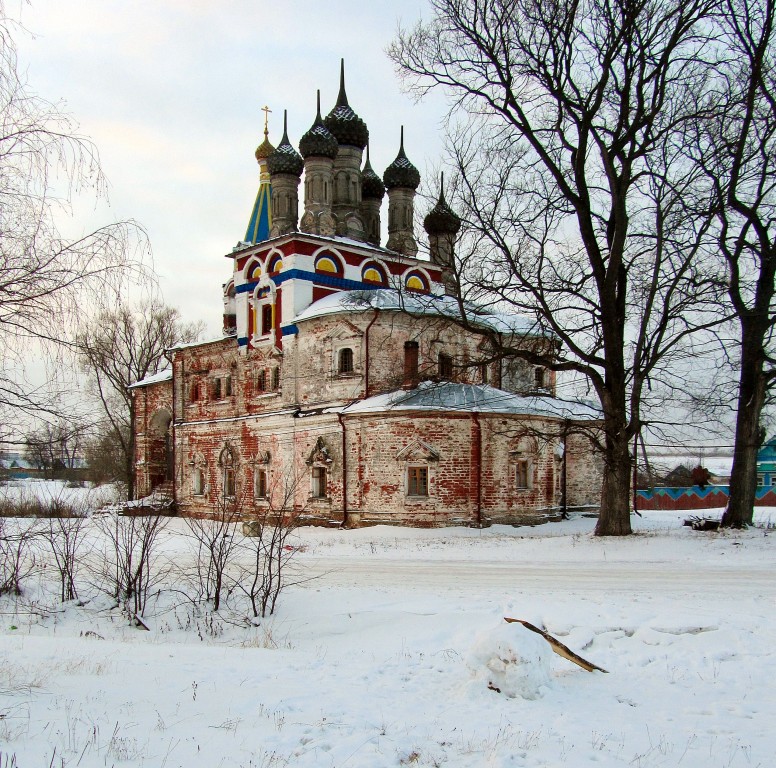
[0,518,37,596]
[44,505,90,602]
[24,420,87,479]
[183,488,242,613]
[78,300,203,499]
[83,421,130,487]
[683,0,776,527]
[235,472,306,619]
[390,0,725,534]
[0,7,146,444]
[92,511,169,621]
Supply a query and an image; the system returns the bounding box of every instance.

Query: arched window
[315,252,343,276]
[193,468,205,496]
[362,261,387,285]
[267,254,283,274]
[254,468,267,499]
[219,444,237,499]
[338,347,354,375]
[405,270,429,293]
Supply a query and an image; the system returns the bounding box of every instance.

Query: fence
[635,485,776,510]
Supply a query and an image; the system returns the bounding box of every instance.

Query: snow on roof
[128,368,173,389]
[168,334,235,352]
[292,289,543,336]
[342,381,602,421]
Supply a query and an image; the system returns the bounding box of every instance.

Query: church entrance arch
[148,408,173,488]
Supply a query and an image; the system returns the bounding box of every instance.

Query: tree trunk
[595,430,633,536]
[723,323,767,528]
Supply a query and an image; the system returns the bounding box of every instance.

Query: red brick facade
[131,233,602,527]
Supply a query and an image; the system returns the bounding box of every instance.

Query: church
[130,63,602,527]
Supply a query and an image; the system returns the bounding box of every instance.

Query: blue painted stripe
[237,337,249,346]
[281,324,298,336]
[235,270,390,294]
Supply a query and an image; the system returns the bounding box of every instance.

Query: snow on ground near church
[1,482,774,767]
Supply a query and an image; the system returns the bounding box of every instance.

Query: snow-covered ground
[0,481,773,767]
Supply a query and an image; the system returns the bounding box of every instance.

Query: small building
[757,437,776,488]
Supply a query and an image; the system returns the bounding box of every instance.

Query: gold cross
[261,105,272,139]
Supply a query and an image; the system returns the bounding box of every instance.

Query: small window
[407,466,428,496]
[438,353,453,380]
[193,468,205,496]
[311,465,328,498]
[223,468,235,498]
[338,347,354,375]
[189,380,199,402]
[212,377,222,400]
[272,367,280,390]
[480,363,488,384]
[404,341,419,386]
[255,468,267,499]
[256,369,267,392]
[224,375,232,397]
[534,367,546,390]
[757,474,765,488]
[261,304,273,335]
[515,460,530,490]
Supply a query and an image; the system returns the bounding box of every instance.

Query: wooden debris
[504,617,608,673]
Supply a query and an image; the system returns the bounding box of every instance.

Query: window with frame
[534,367,546,390]
[224,375,232,397]
[271,366,280,390]
[212,377,222,400]
[757,474,765,488]
[189,380,199,402]
[256,369,267,392]
[438,353,453,380]
[338,347,354,375]
[407,465,429,496]
[515,460,531,490]
[480,363,488,384]
[254,468,267,499]
[261,304,273,335]
[223,467,235,498]
[192,468,205,496]
[311,465,328,498]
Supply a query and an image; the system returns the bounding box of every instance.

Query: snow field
[0,483,773,767]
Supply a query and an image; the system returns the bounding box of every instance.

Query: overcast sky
[13,0,447,336]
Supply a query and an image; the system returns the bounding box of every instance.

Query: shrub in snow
[469,621,553,699]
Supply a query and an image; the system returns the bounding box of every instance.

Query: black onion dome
[267,110,304,177]
[299,91,338,159]
[361,145,385,200]
[323,59,369,150]
[383,127,420,190]
[424,176,461,235]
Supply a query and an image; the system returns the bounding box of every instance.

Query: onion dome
[424,174,461,235]
[383,126,421,190]
[300,90,339,159]
[361,144,385,200]
[267,110,304,177]
[324,59,369,150]
[255,135,275,162]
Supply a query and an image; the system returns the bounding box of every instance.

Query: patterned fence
[635,485,776,510]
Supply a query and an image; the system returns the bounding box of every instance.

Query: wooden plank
[504,617,608,673]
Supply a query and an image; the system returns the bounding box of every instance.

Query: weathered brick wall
[563,430,604,508]
[132,378,173,498]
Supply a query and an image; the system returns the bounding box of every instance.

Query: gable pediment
[322,319,363,342]
[396,439,440,463]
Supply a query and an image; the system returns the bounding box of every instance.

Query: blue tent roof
[244,179,272,244]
